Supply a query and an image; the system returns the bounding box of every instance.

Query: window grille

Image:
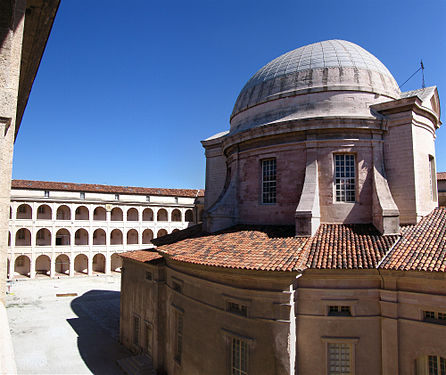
[327,343,351,375]
[227,302,248,317]
[334,154,356,202]
[423,310,446,325]
[328,306,351,316]
[232,337,248,375]
[262,159,276,204]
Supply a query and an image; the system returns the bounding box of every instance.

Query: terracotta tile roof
[437,172,446,181]
[11,179,204,198]
[379,208,446,272]
[304,224,399,269]
[120,250,163,263]
[157,225,308,272]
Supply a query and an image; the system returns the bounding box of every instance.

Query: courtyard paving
[6,274,131,374]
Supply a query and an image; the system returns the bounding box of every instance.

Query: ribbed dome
[231,40,400,121]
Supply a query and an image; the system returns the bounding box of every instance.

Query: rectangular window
[174,311,183,364]
[146,195,151,202]
[227,302,248,317]
[145,322,153,356]
[173,281,182,293]
[44,190,50,198]
[80,192,85,199]
[115,194,119,200]
[327,343,351,375]
[423,310,446,325]
[232,337,248,375]
[334,154,356,202]
[328,306,352,317]
[429,155,437,202]
[262,159,276,204]
[145,271,152,281]
[133,315,140,346]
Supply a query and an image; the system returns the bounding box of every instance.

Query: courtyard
[6,274,131,374]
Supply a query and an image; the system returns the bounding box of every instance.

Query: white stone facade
[7,182,203,279]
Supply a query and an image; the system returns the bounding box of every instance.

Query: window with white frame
[416,355,446,375]
[80,192,85,199]
[334,154,356,202]
[115,194,119,200]
[44,190,50,198]
[327,342,352,375]
[261,159,276,204]
[231,337,248,375]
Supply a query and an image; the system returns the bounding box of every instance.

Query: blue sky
[13,0,446,189]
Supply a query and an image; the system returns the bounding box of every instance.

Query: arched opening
[93,229,106,245]
[14,255,31,277]
[110,229,123,245]
[35,255,51,276]
[55,254,70,275]
[172,229,180,233]
[127,229,138,244]
[16,204,32,219]
[185,209,194,223]
[127,208,138,221]
[55,228,70,246]
[75,228,89,245]
[37,204,52,220]
[416,355,446,374]
[171,209,182,222]
[75,206,89,220]
[111,253,122,272]
[56,205,71,220]
[92,253,106,273]
[157,229,167,238]
[157,209,168,222]
[74,254,88,275]
[111,207,123,221]
[142,229,153,244]
[15,228,31,246]
[36,228,51,246]
[93,207,106,221]
[143,208,153,221]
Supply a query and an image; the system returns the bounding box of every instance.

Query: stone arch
[75,228,89,245]
[74,254,88,274]
[55,228,70,246]
[171,209,182,222]
[14,255,31,277]
[127,208,139,221]
[93,207,106,221]
[75,206,89,220]
[111,253,122,272]
[143,208,153,221]
[36,228,51,246]
[93,228,106,245]
[15,228,31,246]
[185,209,194,222]
[92,253,106,273]
[142,229,153,244]
[55,254,70,275]
[172,229,180,233]
[157,209,168,222]
[56,205,71,220]
[127,229,138,245]
[110,229,123,245]
[37,204,52,220]
[111,207,123,221]
[35,255,51,276]
[16,204,32,219]
[157,229,168,238]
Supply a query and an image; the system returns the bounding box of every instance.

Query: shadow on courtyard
[68,290,131,375]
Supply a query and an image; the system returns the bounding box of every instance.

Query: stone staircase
[117,353,157,375]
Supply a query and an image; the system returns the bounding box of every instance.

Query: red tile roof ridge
[11,179,204,198]
[120,249,163,263]
[437,172,446,181]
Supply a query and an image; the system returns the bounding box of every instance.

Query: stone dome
[231,40,400,124]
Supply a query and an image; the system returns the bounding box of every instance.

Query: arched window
[185,209,194,222]
[143,208,153,221]
[16,204,32,219]
[111,207,123,221]
[15,228,31,246]
[93,229,106,245]
[56,205,71,220]
[416,355,446,375]
[56,228,70,246]
[37,205,52,220]
[171,209,182,222]
[157,229,167,238]
[75,228,89,245]
[142,229,153,244]
[75,206,89,220]
[157,209,168,222]
[127,229,138,245]
[93,207,106,221]
[36,228,51,246]
[110,229,123,245]
[127,208,139,221]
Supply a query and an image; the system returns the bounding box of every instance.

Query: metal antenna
[421,60,425,88]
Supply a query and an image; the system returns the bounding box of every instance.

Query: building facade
[8,180,203,279]
[120,40,444,375]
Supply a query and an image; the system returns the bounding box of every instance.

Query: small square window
[44,190,50,198]
[145,271,152,281]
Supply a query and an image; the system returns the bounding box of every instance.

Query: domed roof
[231,40,400,121]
